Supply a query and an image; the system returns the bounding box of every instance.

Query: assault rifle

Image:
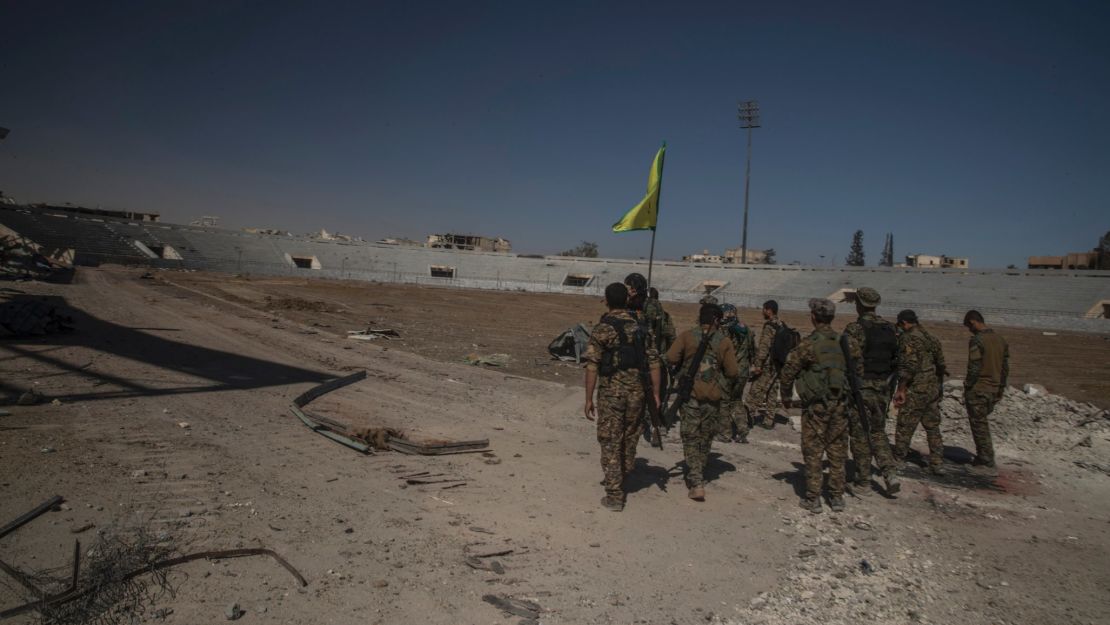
[639,360,665,449]
[663,329,714,427]
[839,334,871,436]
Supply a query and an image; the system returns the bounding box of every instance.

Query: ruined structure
[426,233,511,253]
[905,254,969,269]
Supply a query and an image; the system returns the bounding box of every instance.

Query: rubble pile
[935,380,1108,459]
[721,512,984,625]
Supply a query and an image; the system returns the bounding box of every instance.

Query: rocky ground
[0,267,1108,625]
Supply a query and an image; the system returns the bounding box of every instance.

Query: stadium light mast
[738,100,760,264]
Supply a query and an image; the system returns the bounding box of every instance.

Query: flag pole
[647,141,666,290]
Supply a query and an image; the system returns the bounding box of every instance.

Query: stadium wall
[3,205,1109,333]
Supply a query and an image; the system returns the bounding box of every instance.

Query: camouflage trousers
[801,400,849,500]
[680,398,721,487]
[596,378,644,498]
[964,390,997,464]
[718,379,750,440]
[893,388,943,467]
[847,383,897,482]
[745,370,781,421]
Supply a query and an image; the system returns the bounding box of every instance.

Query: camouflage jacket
[642,298,676,354]
[753,317,783,370]
[584,310,661,386]
[897,325,945,393]
[966,328,1009,395]
[723,321,756,380]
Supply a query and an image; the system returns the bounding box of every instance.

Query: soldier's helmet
[854,287,881,307]
[720,303,738,321]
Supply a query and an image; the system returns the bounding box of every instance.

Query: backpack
[597,315,646,375]
[795,330,847,404]
[860,318,898,379]
[771,323,801,369]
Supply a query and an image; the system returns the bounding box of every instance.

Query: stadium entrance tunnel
[430,265,456,279]
[562,274,593,287]
[148,244,182,260]
[1086,300,1110,319]
[287,254,321,269]
[699,280,726,295]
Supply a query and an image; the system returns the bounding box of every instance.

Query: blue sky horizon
[2,1,1107,268]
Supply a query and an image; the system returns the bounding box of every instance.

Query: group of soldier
[582,275,1010,514]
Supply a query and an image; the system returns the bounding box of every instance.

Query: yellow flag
[612,143,666,232]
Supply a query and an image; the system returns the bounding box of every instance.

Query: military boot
[688,485,706,501]
[829,496,846,513]
[799,497,822,514]
[600,495,624,512]
[928,463,946,476]
[851,480,872,496]
[883,470,901,495]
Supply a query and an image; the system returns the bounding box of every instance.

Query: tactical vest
[860,318,898,379]
[795,330,848,404]
[597,315,646,376]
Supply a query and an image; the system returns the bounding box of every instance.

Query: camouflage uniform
[964,329,1009,466]
[745,317,784,422]
[893,325,946,468]
[842,311,899,484]
[665,325,739,488]
[642,298,677,412]
[584,310,660,500]
[779,320,849,504]
[719,318,756,441]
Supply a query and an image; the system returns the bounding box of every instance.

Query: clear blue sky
[2,1,1107,268]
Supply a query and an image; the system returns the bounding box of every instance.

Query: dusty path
[0,267,1108,625]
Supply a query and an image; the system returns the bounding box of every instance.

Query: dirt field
[167,272,1110,409]
[1,267,1109,625]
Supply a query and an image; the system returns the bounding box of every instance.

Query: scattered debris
[464,353,511,367]
[547,324,591,363]
[347,327,400,341]
[226,602,243,621]
[177,422,191,429]
[482,594,541,620]
[70,523,95,534]
[465,557,505,574]
[0,495,65,539]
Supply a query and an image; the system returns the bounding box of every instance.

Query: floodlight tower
[738,100,760,264]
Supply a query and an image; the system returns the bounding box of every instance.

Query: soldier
[717,303,756,443]
[892,310,947,474]
[648,287,677,354]
[665,303,740,501]
[780,298,850,514]
[842,287,901,495]
[962,310,1009,469]
[583,282,662,511]
[624,274,666,442]
[745,300,784,429]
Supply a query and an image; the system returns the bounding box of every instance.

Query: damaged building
[426,234,511,253]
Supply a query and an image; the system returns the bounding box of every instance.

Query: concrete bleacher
[2,204,1108,333]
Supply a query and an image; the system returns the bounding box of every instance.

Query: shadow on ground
[0,294,331,404]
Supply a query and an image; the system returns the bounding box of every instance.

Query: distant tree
[846,230,865,267]
[1099,230,1110,269]
[1006,264,1017,269]
[559,241,599,258]
[761,248,777,265]
[878,233,893,267]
